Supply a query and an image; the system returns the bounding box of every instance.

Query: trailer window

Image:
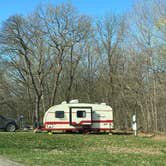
[77,111,86,118]
[55,111,64,118]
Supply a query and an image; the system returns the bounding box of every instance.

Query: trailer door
[70,107,92,125]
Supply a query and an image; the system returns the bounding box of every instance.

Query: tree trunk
[50,66,62,106]
[34,95,41,128]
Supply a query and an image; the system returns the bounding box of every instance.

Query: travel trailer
[42,100,113,133]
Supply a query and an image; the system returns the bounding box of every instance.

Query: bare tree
[39,3,91,105]
[0,15,52,127]
[96,14,126,128]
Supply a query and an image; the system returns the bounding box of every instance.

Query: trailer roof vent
[61,101,67,104]
[69,99,79,104]
[101,103,106,105]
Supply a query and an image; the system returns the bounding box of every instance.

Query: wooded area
[0,0,165,132]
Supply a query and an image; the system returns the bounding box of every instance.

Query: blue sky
[0,0,133,24]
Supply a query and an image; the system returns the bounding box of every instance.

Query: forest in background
[0,0,166,132]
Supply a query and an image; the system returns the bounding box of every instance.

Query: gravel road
[0,156,24,166]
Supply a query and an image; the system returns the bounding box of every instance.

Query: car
[0,115,19,132]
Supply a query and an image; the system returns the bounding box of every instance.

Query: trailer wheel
[77,130,83,134]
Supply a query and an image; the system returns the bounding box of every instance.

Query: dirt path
[0,156,25,166]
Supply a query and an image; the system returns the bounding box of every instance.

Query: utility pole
[132,113,137,136]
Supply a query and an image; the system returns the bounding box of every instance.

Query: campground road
[0,156,25,166]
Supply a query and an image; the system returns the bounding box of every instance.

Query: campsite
[0,0,166,165]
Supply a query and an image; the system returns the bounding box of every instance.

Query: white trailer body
[42,101,113,133]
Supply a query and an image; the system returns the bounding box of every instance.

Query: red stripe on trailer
[41,127,114,131]
[45,122,69,124]
[45,120,113,125]
[93,120,113,123]
[41,128,82,131]
[71,120,92,125]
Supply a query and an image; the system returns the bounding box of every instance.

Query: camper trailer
[42,100,113,133]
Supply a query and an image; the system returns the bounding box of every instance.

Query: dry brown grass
[85,146,163,155]
[106,147,162,155]
[138,132,166,141]
[138,132,155,138]
[152,135,166,141]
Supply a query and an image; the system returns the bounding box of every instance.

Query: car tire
[6,123,16,132]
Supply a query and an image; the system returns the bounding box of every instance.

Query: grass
[0,132,165,166]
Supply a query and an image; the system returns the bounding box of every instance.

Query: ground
[0,156,24,166]
[0,132,165,166]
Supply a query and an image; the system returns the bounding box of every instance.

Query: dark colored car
[0,115,19,132]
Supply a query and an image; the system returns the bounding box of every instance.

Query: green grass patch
[0,132,165,166]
